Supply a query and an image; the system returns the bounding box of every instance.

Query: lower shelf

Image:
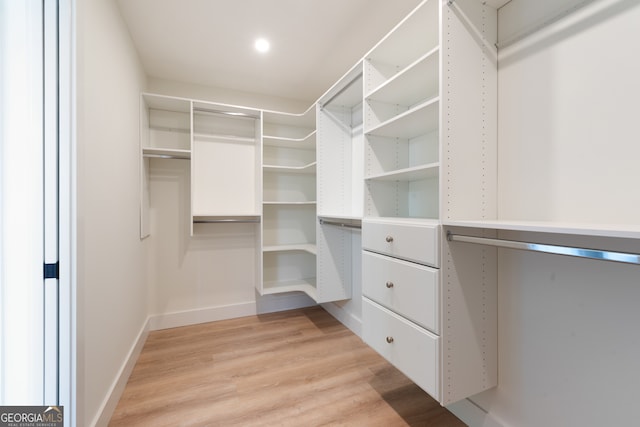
[262,244,317,255]
[262,278,317,301]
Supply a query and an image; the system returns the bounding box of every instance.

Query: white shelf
[262,244,317,255]
[193,132,255,143]
[263,162,316,174]
[365,216,441,227]
[262,278,317,299]
[263,107,316,129]
[366,97,439,139]
[366,47,439,105]
[365,0,438,70]
[318,214,362,223]
[443,219,640,240]
[142,147,190,159]
[365,163,439,182]
[263,130,316,148]
[262,200,317,206]
[320,67,363,108]
[142,92,191,112]
[263,201,316,205]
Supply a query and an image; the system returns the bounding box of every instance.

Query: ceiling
[116,0,427,104]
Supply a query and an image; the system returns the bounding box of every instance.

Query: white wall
[496,0,640,225]
[145,158,260,329]
[462,1,640,426]
[75,0,148,424]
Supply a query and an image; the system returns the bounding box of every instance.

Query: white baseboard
[321,302,362,337]
[92,318,150,427]
[148,301,257,331]
[447,398,505,427]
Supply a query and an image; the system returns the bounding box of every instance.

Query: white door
[0,0,72,419]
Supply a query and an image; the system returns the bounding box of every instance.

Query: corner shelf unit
[259,107,319,300]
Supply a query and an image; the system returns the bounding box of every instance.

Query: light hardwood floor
[109,306,466,426]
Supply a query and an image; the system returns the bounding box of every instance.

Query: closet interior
[139,0,640,416]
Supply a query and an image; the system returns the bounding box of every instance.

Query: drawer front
[362,220,439,267]
[363,298,439,400]
[363,251,439,334]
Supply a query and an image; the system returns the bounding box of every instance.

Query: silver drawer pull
[386,281,394,288]
[386,336,394,344]
[385,236,394,243]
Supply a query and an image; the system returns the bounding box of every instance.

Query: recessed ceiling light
[254,38,270,53]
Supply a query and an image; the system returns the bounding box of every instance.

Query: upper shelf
[366,47,439,105]
[142,92,191,113]
[263,106,316,129]
[263,130,316,148]
[365,163,439,182]
[319,67,363,109]
[365,0,438,68]
[263,162,317,174]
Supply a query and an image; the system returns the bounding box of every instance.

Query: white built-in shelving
[259,107,318,300]
[363,0,440,222]
[139,93,263,238]
[139,93,192,239]
[360,0,499,406]
[315,65,365,304]
[190,102,262,232]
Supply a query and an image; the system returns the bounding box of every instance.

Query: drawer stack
[361,217,441,400]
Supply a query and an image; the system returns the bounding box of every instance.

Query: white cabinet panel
[363,251,439,334]
[363,298,439,400]
[192,137,259,216]
[362,218,439,267]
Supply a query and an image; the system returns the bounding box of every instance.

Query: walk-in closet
[8,0,637,425]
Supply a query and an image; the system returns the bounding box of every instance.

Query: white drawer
[363,251,439,334]
[363,298,440,400]
[362,218,439,267]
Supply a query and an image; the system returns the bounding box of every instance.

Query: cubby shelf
[366,97,439,139]
[366,47,439,105]
[263,201,316,205]
[263,130,316,149]
[263,162,316,174]
[262,244,317,255]
[262,279,317,299]
[261,107,318,301]
[365,163,439,182]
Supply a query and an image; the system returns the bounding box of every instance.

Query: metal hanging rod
[194,218,261,224]
[446,231,640,265]
[319,218,362,230]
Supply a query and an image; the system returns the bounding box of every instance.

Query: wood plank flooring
[109,306,466,426]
